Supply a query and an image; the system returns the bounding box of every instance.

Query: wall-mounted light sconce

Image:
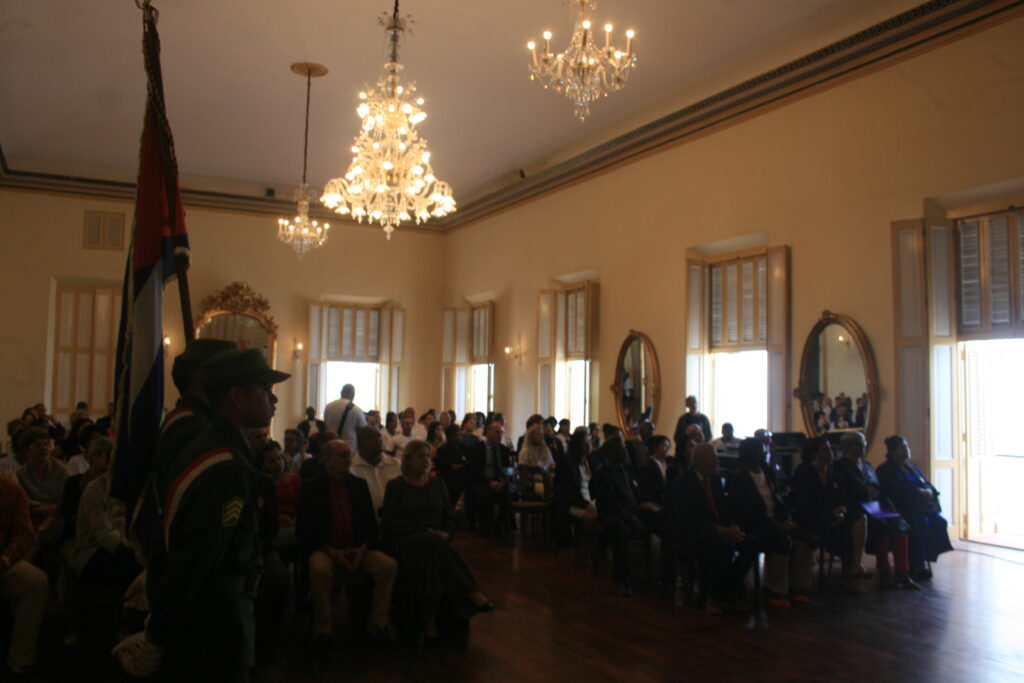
[163,336,171,355]
[293,337,304,359]
[504,345,522,362]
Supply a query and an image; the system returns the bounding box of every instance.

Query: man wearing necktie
[468,423,514,537]
[665,443,756,614]
[590,440,649,596]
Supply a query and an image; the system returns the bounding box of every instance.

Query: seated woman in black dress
[381,440,493,641]
[835,432,919,591]
[552,427,597,548]
[877,435,953,581]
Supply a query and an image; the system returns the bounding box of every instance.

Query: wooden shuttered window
[308,303,404,412]
[51,282,121,423]
[441,302,495,413]
[536,281,600,416]
[687,248,789,432]
[956,210,1024,339]
[707,253,768,351]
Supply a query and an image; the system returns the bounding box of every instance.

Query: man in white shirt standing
[350,426,401,518]
[323,384,367,450]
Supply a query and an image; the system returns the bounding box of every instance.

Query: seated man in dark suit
[665,443,755,614]
[467,422,515,537]
[727,438,812,607]
[590,440,648,596]
[296,439,397,647]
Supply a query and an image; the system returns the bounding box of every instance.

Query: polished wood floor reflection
[249,538,1024,683]
[42,537,1024,682]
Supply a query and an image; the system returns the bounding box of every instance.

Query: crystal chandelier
[277,63,330,258]
[527,0,637,122]
[321,0,455,240]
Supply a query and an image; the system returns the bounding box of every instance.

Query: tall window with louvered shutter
[536,281,599,426]
[441,302,494,415]
[686,249,789,437]
[51,282,121,424]
[956,210,1024,339]
[308,303,404,415]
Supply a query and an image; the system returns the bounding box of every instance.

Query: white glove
[112,631,163,677]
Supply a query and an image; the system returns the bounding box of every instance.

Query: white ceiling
[0,0,922,205]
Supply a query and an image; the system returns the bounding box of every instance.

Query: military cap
[171,338,238,391]
[200,347,290,392]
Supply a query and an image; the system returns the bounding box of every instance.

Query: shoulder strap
[337,401,355,434]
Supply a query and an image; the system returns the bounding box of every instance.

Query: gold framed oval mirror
[195,281,278,365]
[794,310,879,446]
[611,330,661,434]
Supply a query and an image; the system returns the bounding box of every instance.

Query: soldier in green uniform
[138,338,236,602]
[146,347,289,682]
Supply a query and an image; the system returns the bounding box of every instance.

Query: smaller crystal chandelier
[527,0,637,122]
[277,62,330,258]
[321,0,455,240]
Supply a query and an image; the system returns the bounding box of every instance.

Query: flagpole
[139,0,194,343]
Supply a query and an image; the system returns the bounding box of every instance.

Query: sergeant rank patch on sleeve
[222,497,244,527]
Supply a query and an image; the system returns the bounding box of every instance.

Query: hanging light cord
[301,70,311,186]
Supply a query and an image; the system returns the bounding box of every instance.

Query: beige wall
[441,15,1024,455]
[2,14,1023,456]
[0,189,445,436]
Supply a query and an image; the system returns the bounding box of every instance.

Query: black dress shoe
[473,601,495,613]
[365,625,398,646]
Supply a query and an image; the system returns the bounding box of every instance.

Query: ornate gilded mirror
[195,282,278,365]
[794,311,879,445]
[611,330,661,433]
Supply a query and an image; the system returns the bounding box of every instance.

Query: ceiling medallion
[321,0,455,240]
[277,62,330,258]
[527,0,637,122]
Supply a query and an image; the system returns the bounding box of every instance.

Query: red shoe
[788,593,811,605]
[764,592,791,608]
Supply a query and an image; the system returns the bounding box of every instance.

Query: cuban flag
[110,7,191,505]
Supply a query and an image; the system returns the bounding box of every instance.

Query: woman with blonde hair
[381,440,492,642]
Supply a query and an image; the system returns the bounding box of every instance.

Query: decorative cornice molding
[2,0,1021,233]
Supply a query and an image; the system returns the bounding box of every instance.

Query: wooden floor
[43,537,1024,682]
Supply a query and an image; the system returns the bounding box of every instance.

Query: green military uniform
[146,348,288,682]
[140,339,235,610]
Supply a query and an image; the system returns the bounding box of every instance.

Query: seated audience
[351,426,402,518]
[381,411,399,455]
[390,412,416,458]
[259,441,301,556]
[552,427,598,548]
[543,417,565,462]
[435,425,468,509]
[518,423,555,471]
[710,423,740,458]
[789,437,845,562]
[283,428,312,473]
[71,469,142,605]
[555,419,572,454]
[299,429,339,480]
[0,476,48,677]
[60,436,112,547]
[727,438,812,606]
[381,440,492,640]
[665,444,755,614]
[590,439,648,596]
[836,432,919,591]
[876,435,953,581]
[426,421,446,452]
[588,422,603,451]
[296,439,397,646]
[16,428,68,541]
[467,422,514,537]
